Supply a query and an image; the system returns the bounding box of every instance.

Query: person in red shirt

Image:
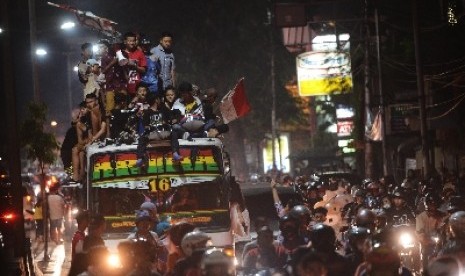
[243,226,287,273]
[72,210,90,260]
[123,32,147,96]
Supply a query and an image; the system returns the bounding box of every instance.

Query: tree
[20,102,58,260]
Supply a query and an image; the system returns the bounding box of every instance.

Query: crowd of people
[239,169,465,275]
[68,200,235,276]
[60,31,229,185]
[57,168,465,276]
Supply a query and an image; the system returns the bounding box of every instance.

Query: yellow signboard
[297,51,352,96]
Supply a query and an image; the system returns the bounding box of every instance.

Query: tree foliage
[20,102,59,171]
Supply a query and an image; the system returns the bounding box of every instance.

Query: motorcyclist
[303,184,321,209]
[345,189,368,225]
[385,187,415,226]
[438,211,465,264]
[289,205,312,242]
[400,179,416,208]
[243,226,287,274]
[310,223,349,276]
[355,245,413,276]
[366,181,382,209]
[345,226,371,275]
[416,193,445,267]
[200,248,234,276]
[172,231,212,276]
[278,214,306,253]
[355,208,377,233]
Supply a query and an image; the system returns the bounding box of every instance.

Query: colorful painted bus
[85,137,242,253]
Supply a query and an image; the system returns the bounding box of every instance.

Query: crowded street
[2,0,465,275]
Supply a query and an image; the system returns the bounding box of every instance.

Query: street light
[50,120,58,127]
[35,48,47,56]
[73,66,79,72]
[0,28,3,34]
[60,21,75,30]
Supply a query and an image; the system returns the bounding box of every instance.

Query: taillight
[1,212,15,222]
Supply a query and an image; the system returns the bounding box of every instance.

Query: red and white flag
[220,78,251,124]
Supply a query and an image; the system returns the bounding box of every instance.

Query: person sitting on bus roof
[71,101,91,183]
[136,93,172,168]
[85,93,107,142]
[109,90,130,139]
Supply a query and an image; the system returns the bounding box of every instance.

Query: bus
[85,137,242,253]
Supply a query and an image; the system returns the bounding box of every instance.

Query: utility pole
[374,7,388,176]
[412,0,431,178]
[364,0,374,179]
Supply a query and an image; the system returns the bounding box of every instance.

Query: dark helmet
[355,209,376,229]
[354,189,366,198]
[279,214,299,232]
[391,187,405,199]
[310,223,336,251]
[424,193,441,210]
[401,180,414,190]
[347,226,370,249]
[289,205,312,225]
[447,196,465,213]
[362,178,373,188]
[449,211,465,239]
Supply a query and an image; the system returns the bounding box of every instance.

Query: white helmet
[181,231,211,257]
[200,248,234,276]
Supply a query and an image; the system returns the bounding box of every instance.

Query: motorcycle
[389,216,422,275]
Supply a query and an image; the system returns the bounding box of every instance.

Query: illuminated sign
[91,147,221,187]
[297,51,352,96]
[263,133,290,173]
[337,120,354,137]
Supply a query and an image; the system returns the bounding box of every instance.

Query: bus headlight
[107,253,121,269]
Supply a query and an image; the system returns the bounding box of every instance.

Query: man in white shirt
[48,187,66,244]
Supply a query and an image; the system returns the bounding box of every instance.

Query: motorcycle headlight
[107,253,122,269]
[399,232,415,248]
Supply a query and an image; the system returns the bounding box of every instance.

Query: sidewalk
[32,240,71,276]
[29,227,73,275]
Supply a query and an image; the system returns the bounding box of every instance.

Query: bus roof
[87,138,224,157]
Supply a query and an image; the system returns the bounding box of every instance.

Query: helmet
[450,211,465,239]
[401,180,413,190]
[354,189,366,198]
[279,214,299,232]
[200,248,234,276]
[391,187,405,199]
[362,178,373,186]
[424,193,441,210]
[347,226,370,249]
[447,196,465,213]
[355,209,376,229]
[367,182,380,190]
[140,201,157,212]
[181,231,211,257]
[167,222,196,247]
[289,205,312,224]
[310,223,336,251]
